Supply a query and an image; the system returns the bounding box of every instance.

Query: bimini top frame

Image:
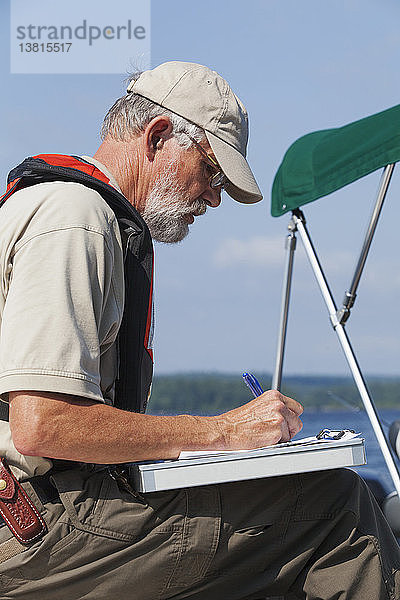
[271,104,400,498]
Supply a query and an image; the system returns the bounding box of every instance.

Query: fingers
[280,404,303,442]
[282,394,303,416]
[277,414,291,443]
[258,390,303,416]
[255,391,303,443]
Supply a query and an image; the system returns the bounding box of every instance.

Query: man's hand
[212,390,304,450]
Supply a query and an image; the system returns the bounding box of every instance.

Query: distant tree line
[147,373,400,415]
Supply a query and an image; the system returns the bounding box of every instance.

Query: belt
[28,473,60,504]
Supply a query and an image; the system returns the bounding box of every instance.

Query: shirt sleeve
[0,204,122,402]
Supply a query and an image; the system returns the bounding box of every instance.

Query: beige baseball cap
[127,61,262,204]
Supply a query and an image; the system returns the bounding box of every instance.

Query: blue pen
[242,372,264,398]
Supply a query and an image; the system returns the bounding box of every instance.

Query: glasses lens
[210,172,226,189]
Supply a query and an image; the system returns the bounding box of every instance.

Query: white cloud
[321,251,354,274]
[363,265,400,294]
[214,236,290,268]
[214,237,400,300]
[321,252,400,295]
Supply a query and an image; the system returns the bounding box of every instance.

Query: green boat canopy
[271,104,400,217]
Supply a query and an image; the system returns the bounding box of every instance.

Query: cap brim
[205,131,263,204]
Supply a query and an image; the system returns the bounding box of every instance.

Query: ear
[144,116,173,161]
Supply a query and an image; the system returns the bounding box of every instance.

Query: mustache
[190,199,207,216]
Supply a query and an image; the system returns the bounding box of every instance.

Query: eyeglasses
[186,135,228,190]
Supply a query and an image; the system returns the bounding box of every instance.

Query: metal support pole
[337,164,395,324]
[293,210,400,499]
[272,220,297,391]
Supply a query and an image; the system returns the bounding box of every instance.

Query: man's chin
[149,221,189,244]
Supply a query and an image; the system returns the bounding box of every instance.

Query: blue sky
[1,0,399,376]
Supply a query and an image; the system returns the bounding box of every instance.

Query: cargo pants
[0,466,399,600]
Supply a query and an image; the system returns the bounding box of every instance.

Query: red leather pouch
[0,458,47,545]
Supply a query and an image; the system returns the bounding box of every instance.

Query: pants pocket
[51,467,187,542]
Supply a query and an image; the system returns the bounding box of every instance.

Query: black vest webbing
[0,154,154,419]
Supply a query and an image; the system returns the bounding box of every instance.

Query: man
[0,61,398,599]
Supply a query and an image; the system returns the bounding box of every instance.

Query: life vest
[0,154,154,415]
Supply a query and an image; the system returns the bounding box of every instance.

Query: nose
[203,186,222,208]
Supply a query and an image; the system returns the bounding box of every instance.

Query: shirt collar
[81,155,123,195]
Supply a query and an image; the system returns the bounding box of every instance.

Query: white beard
[141,163,207,244]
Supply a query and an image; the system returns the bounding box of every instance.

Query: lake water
[299,409,400,493]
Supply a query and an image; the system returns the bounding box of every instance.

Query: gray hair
[101,72,204,148]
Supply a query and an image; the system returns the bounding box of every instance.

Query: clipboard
[131,437,366,493]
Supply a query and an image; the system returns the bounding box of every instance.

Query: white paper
[178,430,361,460]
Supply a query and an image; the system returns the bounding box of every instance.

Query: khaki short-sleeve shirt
[0,157,125,479]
